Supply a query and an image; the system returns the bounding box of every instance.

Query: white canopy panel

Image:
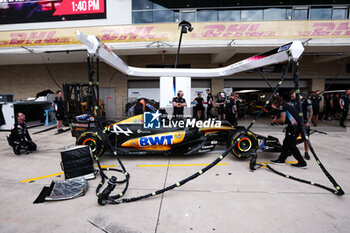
[77,31,304,78]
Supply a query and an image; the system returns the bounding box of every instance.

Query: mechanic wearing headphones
[206,89,214,119]
[339,88,350,128]
[226,92,238,126]
[270,97,307,168]
[7,112,37,155]
[216,92,226,120]
[172,90,187,119]
[289,89,313,160]
[193,93,205,120]
[134,99,145,115]
[311,90,321,127]
[53,90,64,134]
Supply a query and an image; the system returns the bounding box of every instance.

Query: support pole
[87,54,95,114]
[173,28,184,96]
[174,30,183,69]
[96,56,100,107]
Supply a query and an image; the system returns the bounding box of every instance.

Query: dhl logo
[1,20,350,48]
[121,131,185,151]
[299,22,350,36]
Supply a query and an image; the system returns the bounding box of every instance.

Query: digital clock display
[71,0,102,12]
[0,0,106,25]
[54,0,105,16]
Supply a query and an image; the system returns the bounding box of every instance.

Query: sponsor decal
[111,124,133,136]
[201,145,215,149]
[137,129,151,134]
[1,21,349,48]
[121,131,185,150]
[277,43,292,53]
[139,135,173,147]
[114,115,143,124]
[299,22,350,36]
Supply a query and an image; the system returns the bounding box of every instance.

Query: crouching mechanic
[270,97,307,168]
[7,112,37,155]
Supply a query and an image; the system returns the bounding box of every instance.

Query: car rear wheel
[76,132,105,158]
[228,130,258,159]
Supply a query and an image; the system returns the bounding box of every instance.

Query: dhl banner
[0,20,349,48]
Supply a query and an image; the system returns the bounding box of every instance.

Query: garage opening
[224,78,309,116]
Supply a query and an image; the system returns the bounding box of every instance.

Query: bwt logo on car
[139,135,174,146]
[143,111,161,129]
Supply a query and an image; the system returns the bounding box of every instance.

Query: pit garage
[225,78,309,116]
[127,79,211,116]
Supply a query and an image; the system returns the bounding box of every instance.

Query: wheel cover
[237,137,252,152]
[82,138,96,152]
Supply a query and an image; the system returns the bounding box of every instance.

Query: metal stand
[173,21,194,95]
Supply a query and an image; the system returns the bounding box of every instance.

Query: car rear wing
[76,31,304,78]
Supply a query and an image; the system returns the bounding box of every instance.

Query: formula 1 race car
[72,34,306,160]
[71,113,283,159]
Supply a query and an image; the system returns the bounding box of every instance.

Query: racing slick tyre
[228,130,258,159]
[76,131,105,158]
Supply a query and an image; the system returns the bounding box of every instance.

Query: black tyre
[76,132,105,158]
[228,130,258,159]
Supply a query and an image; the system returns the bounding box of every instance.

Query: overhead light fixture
[178,20,194,34]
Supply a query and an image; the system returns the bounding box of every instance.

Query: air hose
[95,58,292,205]
[262,60,344,196]
[85,54,130,203]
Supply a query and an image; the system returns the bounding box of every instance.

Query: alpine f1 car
[71,114,283,159]
[72,32,305,159]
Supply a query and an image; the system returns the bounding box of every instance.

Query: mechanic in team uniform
[334,93,341,120]
[134,99,145,115]
[289,89,313,160]
[329,93,335,121]
[226,92,238,126]
[311,90,322,126]
[323,94,332,121]
[172,91,187,120]
[270,92,281,125]
[194,93,205,119]
[270,97,307,168]
[206,89,214,119]
[7,112,37,155]
[53,90,64,134]
[339,89,350,128]
[216,92,226,120]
